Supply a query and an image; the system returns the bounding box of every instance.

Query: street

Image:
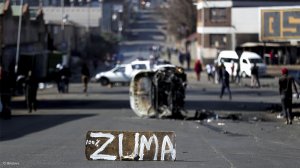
[1,9,300,168]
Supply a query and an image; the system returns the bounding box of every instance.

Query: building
[10,0,102,7]
[193,0,300,64]
[0,0,48,78]
[101,0,135,34]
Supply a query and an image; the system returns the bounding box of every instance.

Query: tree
[161,0,197,40]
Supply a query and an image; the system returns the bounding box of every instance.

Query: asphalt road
[1,78,300,168]
[1,9,300,168]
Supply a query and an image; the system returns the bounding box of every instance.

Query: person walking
[219,63,232,100]
[178,50,185,67]
[0,66,14,119]
[81,63,90,93]
[251,63,260,88]
[279,68,299,125]
[167,48,172,62]
[55,64,63,93]
[194,59,202,81]
[185,51,191,70]
[25,71,38,113]
[206,64,214,81]
[61,65,71,93]
[235,62,241,85]
[230,60,235,82]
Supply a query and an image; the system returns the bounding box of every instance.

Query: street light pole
[15,0,24,73]
[87,0,91,29]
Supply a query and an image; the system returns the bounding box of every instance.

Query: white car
[239,51,267,77]
[217,50,239,76]
[95,59,173,86]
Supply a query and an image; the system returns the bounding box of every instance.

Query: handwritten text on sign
[85,131,176,161]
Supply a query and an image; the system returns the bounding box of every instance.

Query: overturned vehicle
[129,66,187,119]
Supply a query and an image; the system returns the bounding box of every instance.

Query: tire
[241,71,247,78]
[100,77,110,86]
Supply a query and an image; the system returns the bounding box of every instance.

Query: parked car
[239,51,267,77]
[217,50,239,76]
[95,59,173,86]
[217,50,267,77]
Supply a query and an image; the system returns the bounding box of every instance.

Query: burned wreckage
[130,66,187,119]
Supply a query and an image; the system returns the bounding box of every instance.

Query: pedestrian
[230,60,235,82]
[55,64,63,93]
[219,63,232,100]
[81,63,90,93]
[235,62,241,85]
[251,63,260,88]
[25,71,38,113]
[279,68,299,125]
[185,51,191,70]
[194,59,202,81]
[269,50,274,65]
[0,66,13,119]
[178,50,185,67]
[61,65,71,93]
[214,60,219,84]
[206,64,214,81]
[167,48,172,62]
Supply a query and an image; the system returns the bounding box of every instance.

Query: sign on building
[260,8,300,41]
[85,131,176,161]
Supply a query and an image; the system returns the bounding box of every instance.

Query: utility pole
[15,0,24,73]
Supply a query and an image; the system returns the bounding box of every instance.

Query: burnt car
[129,66,187,119]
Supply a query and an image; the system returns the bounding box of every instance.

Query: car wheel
[100,77,110,86]
[241,71,247,78]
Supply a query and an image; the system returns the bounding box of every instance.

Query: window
[221,58,238,63]
[210,8,227,22]
[249,58,263,64]
[114,67,125,73]
[210,34,227,48]
[132,64,147,70]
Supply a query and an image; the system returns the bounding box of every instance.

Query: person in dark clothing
[279,68,299,125]
[167,48,172,62]
[0,66,14,119]
[251,63,260,88]
[55,64,63,93]
[25,71,38,113]
[219,64,232,100]
[178,51,185,67]
[185,51,191,70]
[235,62,241,85]
[81,63,90,93]
[60,66,71,93]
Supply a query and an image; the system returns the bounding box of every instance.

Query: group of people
[178,50,192,70]
[193,59,299,125]
[0,62,91,118]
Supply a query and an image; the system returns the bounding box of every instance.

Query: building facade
[194,0,300,64]
[0,0,47,77]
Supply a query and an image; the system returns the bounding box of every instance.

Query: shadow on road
[12,99,130,110]
[0,114,95,141]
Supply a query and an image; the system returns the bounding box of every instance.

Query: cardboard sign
[85,131,176,161]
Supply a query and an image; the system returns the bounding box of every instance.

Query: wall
[43,7,102,28]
